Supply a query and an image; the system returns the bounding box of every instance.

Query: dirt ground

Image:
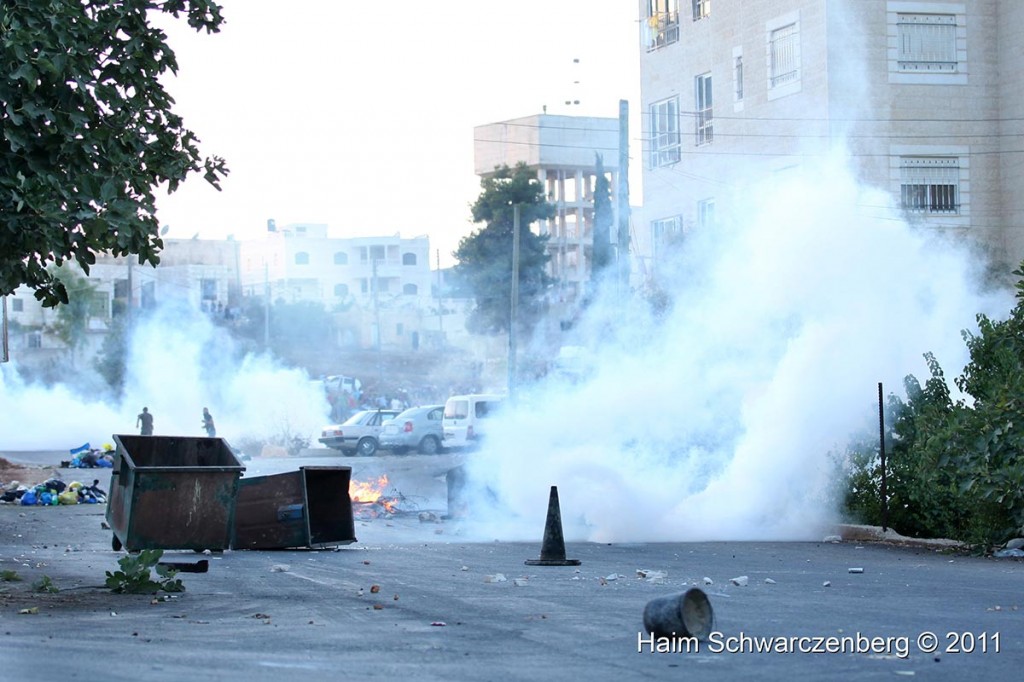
[0,457,61,490]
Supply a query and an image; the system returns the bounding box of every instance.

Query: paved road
[1,451,1022,681]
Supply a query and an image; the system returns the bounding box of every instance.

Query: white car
[318,409,400,456]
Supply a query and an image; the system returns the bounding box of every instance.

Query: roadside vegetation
[839,263,1024,550]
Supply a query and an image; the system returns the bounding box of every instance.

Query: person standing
[136,407,154,436]
[201,407,216,437]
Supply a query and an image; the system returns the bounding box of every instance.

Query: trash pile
[1,477,107,506]
[63,443,115,469]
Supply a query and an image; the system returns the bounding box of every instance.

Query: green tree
[453,163,554,335]
[1,1,228,308]
[47,266,97,358]
[840,263,1024,548]
[591,154,613,276]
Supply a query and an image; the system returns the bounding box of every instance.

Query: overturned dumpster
[232,466,356,550]
[107,435,245,552]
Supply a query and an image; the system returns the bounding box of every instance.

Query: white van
[442,394,505,449]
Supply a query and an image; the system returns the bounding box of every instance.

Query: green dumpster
[106,434,245,552]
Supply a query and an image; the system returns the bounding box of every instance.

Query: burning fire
[350,475,398,514]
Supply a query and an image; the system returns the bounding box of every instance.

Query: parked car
[318,408,400,456]
[379,405,446,455]
[442,394,505,449]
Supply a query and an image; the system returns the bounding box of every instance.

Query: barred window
[770,23,799,87]
[898,13,957,73]
[900,157,959,214]
[646,0,680,50]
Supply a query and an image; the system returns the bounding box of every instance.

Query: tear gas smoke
[459,154,1012,543]
[0,299,328,452]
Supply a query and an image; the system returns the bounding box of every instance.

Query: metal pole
[436,248,443,336]
[508,204,521,399]
[616,99,631,299]
[373,257,383,388]
[1,295,8,363]
[878,382,888,532]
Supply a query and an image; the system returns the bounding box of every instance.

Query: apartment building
[473,113,624,303]
[638,0,1024,272]
[238,222,433,309]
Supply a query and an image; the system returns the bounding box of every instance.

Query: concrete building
[638,0,1024,272]
[473,113,626,304]
[238,223,432,311]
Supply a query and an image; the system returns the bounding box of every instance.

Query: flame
[350,474,389,503]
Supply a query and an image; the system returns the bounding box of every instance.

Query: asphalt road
[1,450,1022,681]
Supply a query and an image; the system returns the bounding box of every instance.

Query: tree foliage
[47,265,97,355]
[591,154,613,275]
[453,163,554,335]
[840,263,1024,548]
[1,0,228,307]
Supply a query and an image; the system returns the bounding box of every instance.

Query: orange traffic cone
[525,486,580,566]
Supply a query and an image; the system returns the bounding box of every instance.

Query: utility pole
[263,262,270,348]
[436,249,443,337]
[373,257,383,388]
[616,99,631,299]
[126,256,134,327]
[1,296,8,363]
[508,204,521,400]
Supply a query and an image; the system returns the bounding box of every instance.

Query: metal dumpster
[106,434,245,552]
[232,466,356,549]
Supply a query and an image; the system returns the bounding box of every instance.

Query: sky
[153,1,642,268]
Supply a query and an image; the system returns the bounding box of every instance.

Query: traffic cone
[525,486,580,566]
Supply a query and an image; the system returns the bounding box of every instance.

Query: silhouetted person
[202,407,216,437]
[137,407,154,436]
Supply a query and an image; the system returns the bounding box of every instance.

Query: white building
[638,0,1024,272]
[473,113,628,303]
[238,223,432,310]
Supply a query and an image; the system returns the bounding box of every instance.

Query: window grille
[900,157,959,214]
[770,23,799,87]
[898,13,957,72]
[734,55,744,101]
[646,0,680,50]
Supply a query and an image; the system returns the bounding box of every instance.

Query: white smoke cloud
[457,153,1012,543]
[1,297,329,452]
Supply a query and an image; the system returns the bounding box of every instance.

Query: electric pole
[617,98,631,299]
[508,204,521,400]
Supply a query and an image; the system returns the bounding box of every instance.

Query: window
[361,245,386,263]
[695,73,713,146]
[897,13,956,73]
[201,278,217,301]
[651,215,682,257]
[334,283,349,297]
[334,251,348,265]
[733,53,744,102]
[770,22,800,88]
[88,291,108,318]
[900,157,959,214]
[11,298,23,312]
[697,198,716,229]
[402,253,417,266]
[396,323,404,336]
[692,0,709,21]
[650,97,680,167]
[295,252,309,265]
[645,0,679,50]
[403,283,418,295]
